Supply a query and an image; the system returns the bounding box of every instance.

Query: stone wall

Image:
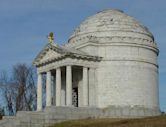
[0,106,161,127]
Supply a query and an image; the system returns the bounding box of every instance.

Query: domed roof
[69,9,154,43]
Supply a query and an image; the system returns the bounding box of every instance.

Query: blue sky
[0,0,165,111]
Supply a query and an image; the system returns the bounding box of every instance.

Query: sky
[0,0,165,112]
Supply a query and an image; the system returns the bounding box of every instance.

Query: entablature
[37,57,100,73]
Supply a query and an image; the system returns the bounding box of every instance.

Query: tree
[0,70,15,115]
[0,105,5,120]
[0,64,37,115]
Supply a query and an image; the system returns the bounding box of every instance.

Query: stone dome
[68,9,156,47]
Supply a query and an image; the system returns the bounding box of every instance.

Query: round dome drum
[66,9,160,116]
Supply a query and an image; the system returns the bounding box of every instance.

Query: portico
[33,42,101,111]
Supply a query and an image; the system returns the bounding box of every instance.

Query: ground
[50,115,166,127]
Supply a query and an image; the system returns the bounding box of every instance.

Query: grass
[50,115,166,127]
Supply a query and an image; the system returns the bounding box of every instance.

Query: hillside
[50,115,166,127]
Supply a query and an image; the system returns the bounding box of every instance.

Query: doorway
[72,87,78,107]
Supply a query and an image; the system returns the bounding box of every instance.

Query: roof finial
[47,32,54,44]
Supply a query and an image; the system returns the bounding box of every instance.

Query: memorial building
[33,9,160,116]
[0,9,161,127]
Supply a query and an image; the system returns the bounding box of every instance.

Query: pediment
[33,43,102,66]
[39,48,62,63]
[33,43,66,65]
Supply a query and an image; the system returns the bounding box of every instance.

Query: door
[72,88,78,107]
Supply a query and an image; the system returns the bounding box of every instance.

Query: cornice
[65,36,159,54]
[35,53,102,67]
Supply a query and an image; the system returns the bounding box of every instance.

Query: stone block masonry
[0,106,161,127]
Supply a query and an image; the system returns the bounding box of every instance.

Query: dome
[68,9,155,45]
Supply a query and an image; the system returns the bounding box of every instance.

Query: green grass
[50,115,166,127]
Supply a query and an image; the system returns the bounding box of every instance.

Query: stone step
[0,119,20,127]
[1,106,161,127]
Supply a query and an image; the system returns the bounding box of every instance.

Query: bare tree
[0,64,37,115]
[0,105,5,120]
[0,71,15,115]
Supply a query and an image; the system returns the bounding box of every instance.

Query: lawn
[50,115,166,127]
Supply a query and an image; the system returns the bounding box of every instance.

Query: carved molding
[67,35,157,49]
[37,57,99,73]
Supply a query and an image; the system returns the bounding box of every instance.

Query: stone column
[37,73,42,111]
[56,68,61,106]
[88,68,96,106]
[66,65,72,106]
[83,67,88,106]
[46,71,52,107]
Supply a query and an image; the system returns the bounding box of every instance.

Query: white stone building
[0,9,161,127]
[33,9,160,115]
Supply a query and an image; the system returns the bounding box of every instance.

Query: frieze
[35,54,101,67]
[67,35,157,50]
[37,58,98,73]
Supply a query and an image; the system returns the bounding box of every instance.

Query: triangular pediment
[33,43,102,66]
[33,43,66,65]
[40,48,62,63]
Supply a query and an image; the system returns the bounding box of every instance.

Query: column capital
[83,66,89,69]
[66,64,72,66]
[56,67,61,70]
[37,72,42,75]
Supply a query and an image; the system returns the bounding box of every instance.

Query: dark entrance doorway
[72,88,78,107]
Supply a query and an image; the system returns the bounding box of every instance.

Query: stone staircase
[0,106,161,127]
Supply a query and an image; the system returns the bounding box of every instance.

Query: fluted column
[66,66,72,106]
[56,68,61,106]
[37,73,42,111]
[83,67,88,106]
[46,71,52,107]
